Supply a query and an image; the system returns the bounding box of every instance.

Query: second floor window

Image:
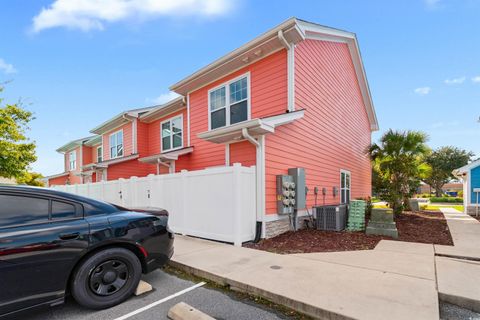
[109,131,123,159]
[97,146,103,162]
[69,151,76,170]
[209,75,249,130]
[162,116,183,152]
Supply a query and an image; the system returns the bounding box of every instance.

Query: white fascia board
[298,21,379,132]
[296,20,355,39]
[454,159,480,175]
[138,147,194,164]
[197,119,275,144]
[261,110,305,127]
[139,97,185,123]
[90,114,130,135]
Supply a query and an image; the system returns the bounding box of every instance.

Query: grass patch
[421,205,464,212]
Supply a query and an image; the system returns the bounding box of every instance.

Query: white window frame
[340,169,351,204]
[109,129,124,159]
[207,72,251,131]
[96,145,103,163]
[161,115,184,152]
[69,151,76,171]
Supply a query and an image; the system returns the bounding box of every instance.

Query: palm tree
[368,130,431,214]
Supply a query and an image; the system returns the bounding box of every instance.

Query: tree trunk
[435,183,444,197]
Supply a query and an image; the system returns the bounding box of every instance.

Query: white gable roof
[169,17,378,131]
[453,159,480,176]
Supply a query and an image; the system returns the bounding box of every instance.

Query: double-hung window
[97,146,103,162]
[340,170,351,204]
[209,74,249,130]
[69,151,76,171]
[109,131,123,159]
[161,116,183,152]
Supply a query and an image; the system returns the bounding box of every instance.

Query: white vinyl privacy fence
[53,164,256,246]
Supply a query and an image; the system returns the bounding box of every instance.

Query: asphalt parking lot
[15,267,480,320]
[20,269,290,320]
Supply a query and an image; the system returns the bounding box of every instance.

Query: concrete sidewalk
[171,236,438,320]
[436,207,480,259]
[435,208,480,312]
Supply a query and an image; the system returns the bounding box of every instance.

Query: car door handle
[59,233,80,240]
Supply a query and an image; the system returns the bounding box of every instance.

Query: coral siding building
[46,18,378,237]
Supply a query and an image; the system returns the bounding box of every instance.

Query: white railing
[53,164,256,246]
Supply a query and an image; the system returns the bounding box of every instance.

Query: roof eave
[169,17,304,95]
[140,97,186,123]
[56,135,97,153]
[90,113,131,135]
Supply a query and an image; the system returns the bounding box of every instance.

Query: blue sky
[1,0,479,176]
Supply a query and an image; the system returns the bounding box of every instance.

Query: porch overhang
[82,163,108,171]
[82,154,140,169]
[197,109,304,144]
[138,147,194,164]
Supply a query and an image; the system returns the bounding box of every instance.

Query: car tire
[71,247,142,309]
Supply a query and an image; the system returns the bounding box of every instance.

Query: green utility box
[347,200,366,231]
[366,208,398,238]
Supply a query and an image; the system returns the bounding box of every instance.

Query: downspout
[242,128,263,243]
[242,128,259,148]
[278,30,295,112]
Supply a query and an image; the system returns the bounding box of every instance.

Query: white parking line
[113,282,206,320]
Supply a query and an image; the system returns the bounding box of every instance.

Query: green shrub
[430,197,463,203]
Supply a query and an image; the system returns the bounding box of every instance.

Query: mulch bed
[244,211,453,254]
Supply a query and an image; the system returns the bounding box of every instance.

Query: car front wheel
[71,247,142,309]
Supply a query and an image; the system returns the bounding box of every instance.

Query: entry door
[0,194,89,315]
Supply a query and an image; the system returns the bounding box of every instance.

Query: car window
[51,201,77,220]
[0,194,49,227]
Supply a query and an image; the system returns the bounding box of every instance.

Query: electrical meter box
[288,167,306,210]
[276,168,306,214]
[276,175,295,215]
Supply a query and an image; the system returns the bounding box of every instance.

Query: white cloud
[0,58,17,74]
[147,91,180,105]
[32,0,233,32]
[414,87,431,95]
[472,76,480,83]
[424,0,441,9]
[444,76,466,85]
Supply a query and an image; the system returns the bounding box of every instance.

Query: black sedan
[0,185,174,318]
